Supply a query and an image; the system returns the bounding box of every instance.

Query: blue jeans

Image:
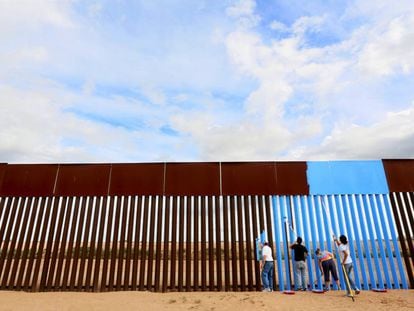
[294,260,307,290]
[262,261,274,290]
[344,263,358,292]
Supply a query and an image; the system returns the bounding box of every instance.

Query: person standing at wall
[260,242,274,292]
[290,237,308,291]
[315,248,340,291]
[335,235,360,295]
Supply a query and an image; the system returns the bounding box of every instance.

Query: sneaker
[262,288,271,292]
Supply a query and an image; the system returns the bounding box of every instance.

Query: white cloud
[292,103,414,160]
[1,0,413,163]
[357,14,414,76]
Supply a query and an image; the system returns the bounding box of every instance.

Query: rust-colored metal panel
[93,197,108,292]
[185,197,192,291]
[109,164,164,195]
[69,197,88,290]
[39,197,62,291]
[124,196,135,291]
[165,163,220,196]
[237,196,246,291]
[192,197,199,291]
[116,196,129,291]
[77,197,95,291]
[146,196,157,291]
[0,197,15,279]
[131,196,142,291]
[1,197,27,289]
[30,197,53,291]
[0,164,6,193]
[8,197,33,289]
[390,193,414,288]
[215,196,222,291]
[154,196,163,292]
[101,197,115,291]
[200,197,207,291]
[169,197,178,290]
[162,197,171,292]
[208,197,214,291]
[55,164,110,196]
[177,197,185,291]
[0,164,58,197]
[229,196,238,291]
[383,160,414,192]
[222,196,230,291]
[16,197,40,290]
[108,197,122,291]
[221,162,277,195]
[275,162,309,195]
[61,197,81,290]
[57,197,77,290]
[139,196,150,291]
[251,196,261,291]
[243,196,254,291]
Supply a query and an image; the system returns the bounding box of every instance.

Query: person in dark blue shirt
[290,237,308,291]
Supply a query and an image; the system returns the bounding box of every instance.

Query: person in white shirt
[260,242,274,292]
[335,235,360,295]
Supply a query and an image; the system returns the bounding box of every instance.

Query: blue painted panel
[307,161,389,195]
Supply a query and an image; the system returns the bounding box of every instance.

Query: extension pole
[320,198,355,302]
[284,218,293,291]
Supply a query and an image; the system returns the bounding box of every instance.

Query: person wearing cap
[334,235,360,295]
[260,241,274,292]
[315,248,340,291]
[290,236,308,291]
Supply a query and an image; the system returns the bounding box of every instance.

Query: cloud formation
[0,0,413,163]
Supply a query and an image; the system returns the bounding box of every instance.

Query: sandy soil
[0,290,412,311]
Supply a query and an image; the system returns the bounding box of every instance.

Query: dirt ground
[0,289,412,311]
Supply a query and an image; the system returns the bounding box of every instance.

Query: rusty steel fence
[0,161,413,292]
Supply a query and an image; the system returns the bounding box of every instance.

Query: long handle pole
[321,198,355,301]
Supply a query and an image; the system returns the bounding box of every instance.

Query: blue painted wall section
[307,161,389,195]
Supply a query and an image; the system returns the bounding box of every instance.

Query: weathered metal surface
[1,161,413,292]
[221,162,277,195]
[0,164,57,197]
[383,159,414,192]
[109,164,164,195]
[55,164,110,196]
[275,162,309,195]
[165,163,220,195]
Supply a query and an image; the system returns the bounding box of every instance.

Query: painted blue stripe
[292,196,302,290]
[272,196,284,292]
[286,196,296,290]
[375,194,400,289]
[307,160,389,195]
[314,196,333,289]
[341,195,362,289]
[363,195,385,289]
[349,195,369,290]
[356,195,376,289]
[280,196,291,290]
[333,196,346,289]
[301,195,314,290]
[383,194,408,289]
[322,195,343,290]
[370,195,392,289]
[307,195,322,290]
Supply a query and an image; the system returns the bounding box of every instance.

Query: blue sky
[0,0,413,163]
